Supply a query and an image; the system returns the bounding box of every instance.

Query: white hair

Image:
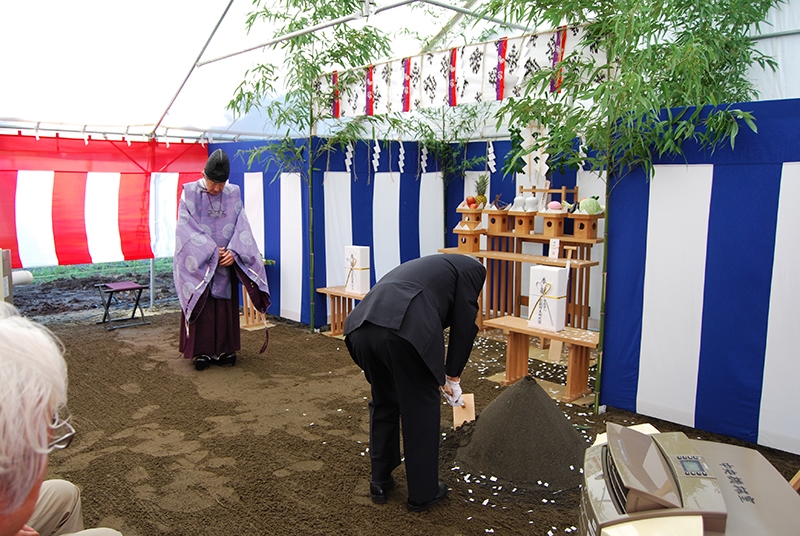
[0,302,68,515]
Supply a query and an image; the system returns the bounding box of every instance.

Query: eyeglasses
[48,410,75,451]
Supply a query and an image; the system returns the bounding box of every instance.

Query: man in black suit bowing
[344,253,486,512]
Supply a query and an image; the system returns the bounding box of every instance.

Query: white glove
[442,377,464,407]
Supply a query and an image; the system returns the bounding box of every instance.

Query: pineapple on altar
[454,176,488,252]
[475,173,489,206]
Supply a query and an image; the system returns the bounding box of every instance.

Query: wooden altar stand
[316,286,366,338]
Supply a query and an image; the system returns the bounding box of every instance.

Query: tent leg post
[149,258,155,309]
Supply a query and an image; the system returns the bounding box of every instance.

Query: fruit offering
[475,174,489,206]
[579,196,602,214]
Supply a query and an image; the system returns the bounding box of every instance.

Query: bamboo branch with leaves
[228,0,397,330]
[483,0,780,181]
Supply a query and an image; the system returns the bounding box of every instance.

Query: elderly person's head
[0,302,68,522]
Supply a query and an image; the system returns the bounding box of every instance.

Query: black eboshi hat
[204,149,230,183]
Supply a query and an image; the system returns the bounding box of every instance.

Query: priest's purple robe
[173,178,270,359]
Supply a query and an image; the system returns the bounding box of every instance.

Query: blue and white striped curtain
[217,99,800,458]
[602,98,800,455]
[214,138,518,327]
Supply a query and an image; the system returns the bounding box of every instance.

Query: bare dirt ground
[10,273,800,535]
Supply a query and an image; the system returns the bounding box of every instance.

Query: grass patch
[25,258,174,284]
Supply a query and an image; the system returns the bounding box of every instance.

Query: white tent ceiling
[0,1,269,139]
[1,0,798,143]
[0,0,521,142]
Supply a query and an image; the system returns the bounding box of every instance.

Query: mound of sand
[456,377,588,491]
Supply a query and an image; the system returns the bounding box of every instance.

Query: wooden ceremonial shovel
[453,393,476,429]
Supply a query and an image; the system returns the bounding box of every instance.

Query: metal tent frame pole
[196,0,528,69]
[150,0,236,138]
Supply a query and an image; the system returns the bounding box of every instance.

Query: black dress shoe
[406,481,448,512]
[369,476,396,504]
[217,352,237,366]
[193,355,211,371]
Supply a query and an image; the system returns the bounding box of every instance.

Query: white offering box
[344,246,371,294]
[527,265,568,332]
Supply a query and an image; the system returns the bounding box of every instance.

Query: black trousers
[346,323,441,503]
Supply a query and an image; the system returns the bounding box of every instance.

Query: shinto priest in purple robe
[173,160,270,360]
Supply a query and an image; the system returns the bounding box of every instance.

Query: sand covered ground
[11,274,800,535]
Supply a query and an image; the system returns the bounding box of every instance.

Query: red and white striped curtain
[0,135,208,269]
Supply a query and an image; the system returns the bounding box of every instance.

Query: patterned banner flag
[332,71,340,118]
[550,27,568,93]
[448,48,458,106]
[401,57,412,112]
[496,37,508,101]
[419,50,449,109]
[366,65,375,116]
[315,27,605,118]
[458,43,486,104]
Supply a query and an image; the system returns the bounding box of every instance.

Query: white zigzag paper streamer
[372,142,381,172]
[421,146,428,174]
[398,141,405,173]
[344,142,354,173]
[487,141,496,173]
